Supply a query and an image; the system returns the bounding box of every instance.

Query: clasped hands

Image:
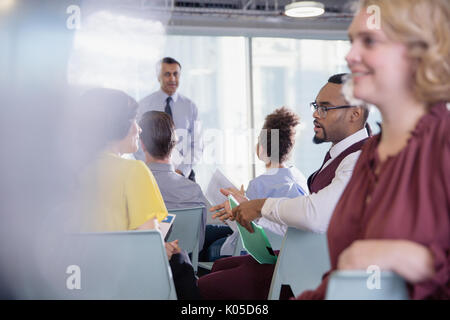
[165,239,181,260]
[210,187,267,233]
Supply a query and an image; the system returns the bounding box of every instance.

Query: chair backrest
[268,227,330,300]
[33,230,177,299]
[265,229,284,251]
[167,206,204,251]
[167,206,204,272]
[325,270,409,300]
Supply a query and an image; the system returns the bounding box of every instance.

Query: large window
[68,25,381,192]
[252,38,351,178]
[164,36,381,190]
[156,36,250,190]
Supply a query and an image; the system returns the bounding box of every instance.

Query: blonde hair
[357,0,450,104]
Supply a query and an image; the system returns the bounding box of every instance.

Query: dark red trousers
[198,251,292,300]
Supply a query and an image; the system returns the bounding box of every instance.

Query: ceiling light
[285,1,325,18]
[0,0,15,13]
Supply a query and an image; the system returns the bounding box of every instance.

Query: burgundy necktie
[308,151,331,188]
[321,151,331,167]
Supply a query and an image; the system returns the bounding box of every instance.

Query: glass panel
[69,27,382,193]
[252,38,381,180]
[156,36,250,191]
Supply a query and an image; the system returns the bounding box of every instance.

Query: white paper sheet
[205,169,248,255]
[205,168,238,206]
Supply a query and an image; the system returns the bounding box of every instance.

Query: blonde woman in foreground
[296,0,449,299]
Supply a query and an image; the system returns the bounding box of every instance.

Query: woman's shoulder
[417,102,449,134]
[353,133,380,164]
[248,169,281,188]
[110,157,154,181]
[287,166,307,179]
[434,103,450,142]
[108,155,148,171]
[286,166,309,194]
[129,159,154,177]
[252,166,306,183]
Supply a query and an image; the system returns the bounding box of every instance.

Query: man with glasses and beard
[213,72,371,235]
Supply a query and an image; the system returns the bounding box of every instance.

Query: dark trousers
[169,250,202,300]
[199,225,233,262]
[198,252,294,300]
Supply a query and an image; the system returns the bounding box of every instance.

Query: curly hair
[356,0,450,104]
[258,107,300,164]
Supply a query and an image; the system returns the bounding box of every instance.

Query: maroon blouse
[298,102,450,300]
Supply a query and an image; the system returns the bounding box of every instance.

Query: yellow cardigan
[79,152,167,231]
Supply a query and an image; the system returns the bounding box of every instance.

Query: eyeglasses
[310,101,354,118]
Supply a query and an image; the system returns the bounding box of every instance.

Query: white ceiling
[83,0,356,38]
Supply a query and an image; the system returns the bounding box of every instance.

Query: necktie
[322,151,331,167]
[165,96,173,118]
[308,151,331,189]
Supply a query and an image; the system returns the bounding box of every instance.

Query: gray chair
[268,227,330,300]
[167,206,204,273]
[28,230,177,299]
[325,270,409,300]
[265,229,284,251]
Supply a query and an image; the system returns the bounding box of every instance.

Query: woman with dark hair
[76,88,200,299]
[249,107,308,201]
[197,107,308,299]
[77,88,167,232]
[212,107,308,260]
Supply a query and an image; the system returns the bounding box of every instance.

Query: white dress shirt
[138,89,204,177]
[260,128,369,234]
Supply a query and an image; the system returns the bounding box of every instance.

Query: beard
[313,123,327,144]
[313,135,326,144]
[313,129,327,144]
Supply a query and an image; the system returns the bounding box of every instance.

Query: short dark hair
[161,57,181,69]
[77,88,138,149]
[139,111,177,160]
[328,72,370,125]
[259,107,300,164]
[328,73,348,85]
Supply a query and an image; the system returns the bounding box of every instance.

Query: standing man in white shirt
[138,57,203,181]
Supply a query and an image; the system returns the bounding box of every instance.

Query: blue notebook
[228,195,277,264]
